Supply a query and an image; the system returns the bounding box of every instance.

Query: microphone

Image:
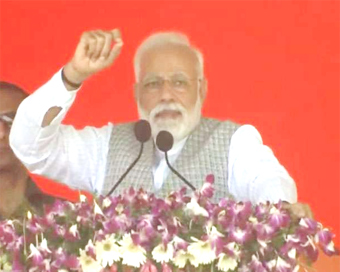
[106,120,151,197]
[156,131,196,191]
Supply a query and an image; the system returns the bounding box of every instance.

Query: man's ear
[199,78,208,102]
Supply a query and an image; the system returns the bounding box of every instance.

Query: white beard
[137,96,202,144]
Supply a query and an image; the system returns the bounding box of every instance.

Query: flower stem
[23,217,27,256]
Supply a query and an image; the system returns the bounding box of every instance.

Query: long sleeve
[228,125,297,204]
[9,69,113,193]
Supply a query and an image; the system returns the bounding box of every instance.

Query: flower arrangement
[0,175,338,272]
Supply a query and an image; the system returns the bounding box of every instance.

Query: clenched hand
[63,29,123,89]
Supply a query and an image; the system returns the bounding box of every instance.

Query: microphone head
[156,130,174,152]
[134,120,151,143]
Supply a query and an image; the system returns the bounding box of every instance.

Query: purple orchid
[316,228,339,256]
[249,254,268,272]
[200,174,215,198]
[0,174,338,271]
[267,204,290,230]
[229,223,253,244]
[139,260,158,272]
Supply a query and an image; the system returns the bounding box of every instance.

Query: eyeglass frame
[0,113,15,128]
[139,74,202,93]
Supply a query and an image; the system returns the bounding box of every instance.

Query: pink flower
[221,242,240,259]
[304,241,319,262]
[134,189,154,209]
[254,202,271,220]
[268,206,290,229]
[46,199,71,217]
[265,257,293,272]
[102,218,121,234]
[5,235,24,253]
[27,244,44,266]
[122,187,137,204]
[53,224,66,237]
[229,224,253,244]
[65,224,81,241]
[11,253,25,272]
[75,201,94,226]
[172,236,188,251]
[249,255,267,272]
[27,216,45,234]
[151,199,171,216]
[162,263,173,272]
[206,174,215,184]
[206,225,225,255]
[219,198,235,208]
[51,247,80,270]
[157,218,176,245]
[0,221,16,245]
[140,260,158,272]
[166,187,190,209]
[102,265,118,272]
[255,222,276,240]
[101,197,121,218]
[65,254,80,269]
[38,239,52,257]
[229,201,253,221]
[131,232,144,246]
[137,214,157,235]
[316,228,334,246]
[216,209,231,230]
[1,179,339,272]
[103,212,132,233]
[316,228,339,256]
[200,174,215,198]
[298,218,318,234]
[51,247,67,268]
[238,264,251,272]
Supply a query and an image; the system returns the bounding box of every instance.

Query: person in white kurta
[9,29,312,217]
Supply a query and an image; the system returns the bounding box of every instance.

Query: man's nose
[0,120,9,140]
[159,80,175,102]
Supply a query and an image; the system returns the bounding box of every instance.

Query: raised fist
[63,29,123,87]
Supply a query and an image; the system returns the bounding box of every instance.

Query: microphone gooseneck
[156,131,196,191]
[106,120,151,197]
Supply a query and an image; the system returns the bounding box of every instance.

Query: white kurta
[9,69,297,204]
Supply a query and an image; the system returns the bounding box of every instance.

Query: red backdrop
[0,0,339,245]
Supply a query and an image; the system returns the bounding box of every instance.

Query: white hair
[133,31,204,81]
[138,93,202,144]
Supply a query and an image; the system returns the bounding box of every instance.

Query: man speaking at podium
[9,29,312,218]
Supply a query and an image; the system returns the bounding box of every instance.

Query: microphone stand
[105,119,151,197]
[106,143,144,197]
[164,152,196,191]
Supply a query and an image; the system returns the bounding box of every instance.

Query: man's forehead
[143,71,190,80]
[139,45,199,79]
[143,43,196,59]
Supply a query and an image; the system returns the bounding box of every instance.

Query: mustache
[149,103,186,120]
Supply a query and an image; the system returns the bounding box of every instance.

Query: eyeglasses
[141,75,201,92]
[0,113,15,128]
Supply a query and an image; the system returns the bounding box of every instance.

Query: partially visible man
[9,29,312,218]
[0,82,55,218]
